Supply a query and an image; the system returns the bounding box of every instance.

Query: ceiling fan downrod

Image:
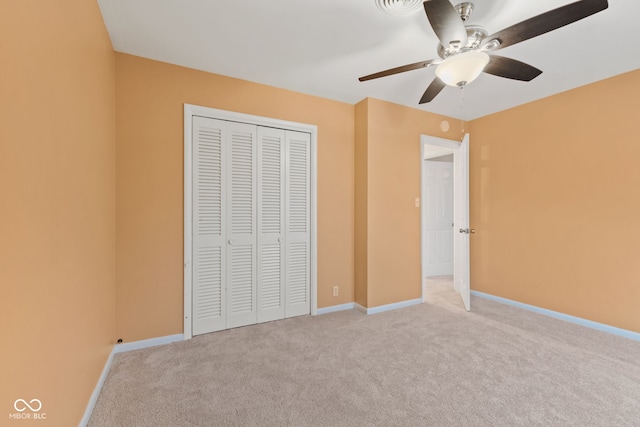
[455,2,474,22]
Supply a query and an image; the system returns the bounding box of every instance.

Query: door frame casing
[183,104,318,340]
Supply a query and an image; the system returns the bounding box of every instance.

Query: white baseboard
[355,298,422,315]
[355,303,367,314]
[112,333,184,354]
[316,302,355,315]
[471,291,640,342]
[79,333,184,426]
[79,349,115,427]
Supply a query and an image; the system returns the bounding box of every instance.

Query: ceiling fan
[359,0,609,104]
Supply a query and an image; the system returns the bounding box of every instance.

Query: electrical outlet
[333,286,339,297]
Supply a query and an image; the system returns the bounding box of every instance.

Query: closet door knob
[278,238,282,243]
[228,239,234,245]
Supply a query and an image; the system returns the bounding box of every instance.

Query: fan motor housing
[437,26,488,59]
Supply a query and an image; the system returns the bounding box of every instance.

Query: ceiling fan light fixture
[375,0,423,16]
[435,51,489,87]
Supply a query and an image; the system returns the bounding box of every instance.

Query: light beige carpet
[89,295,640,426]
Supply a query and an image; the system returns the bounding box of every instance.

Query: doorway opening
[420,134,471,311]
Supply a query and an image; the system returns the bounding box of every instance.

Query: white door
[191,120,311,334]
[453,134,470,311]
[424,159,454,277]
[192,117,227,335]
[257,127,286,322]
[226,122,258,329]
[285,130,311,317]
[186,105,316,338]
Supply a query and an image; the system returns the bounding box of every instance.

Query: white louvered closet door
[226,122,258,329]
[285,130,311,317]
[257,127,286,322]
[192,117,227,335]
[191,116,311,336]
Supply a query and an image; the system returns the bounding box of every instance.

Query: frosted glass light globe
[436,51,490,87]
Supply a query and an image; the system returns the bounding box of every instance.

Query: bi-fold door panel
[257,127,286,323]
[226,122,258,329]
[285,131,311,318]
[192,117,227,335]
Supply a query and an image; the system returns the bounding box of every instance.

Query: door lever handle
[459,228,476,234]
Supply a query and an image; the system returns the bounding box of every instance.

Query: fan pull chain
[460,86,465,141]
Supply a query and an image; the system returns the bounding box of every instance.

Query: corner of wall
[354,99,369,307]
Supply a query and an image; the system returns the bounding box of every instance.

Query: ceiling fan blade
[484,55,542,81]
[419,77,446,104]
[424,0,468,48]
[486,0,608,50]
[359,59,435,82]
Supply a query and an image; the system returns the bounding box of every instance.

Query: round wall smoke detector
[375,0,424,15]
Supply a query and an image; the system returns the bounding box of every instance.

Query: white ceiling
[98,0,640,120]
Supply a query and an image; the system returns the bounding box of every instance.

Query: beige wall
[0,0,116,425]
[3,5,638,421]
[469,69,640,333]
[115,54,354,341]
[357,98,465,307]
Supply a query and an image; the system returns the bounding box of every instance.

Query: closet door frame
[183,104,318,340]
